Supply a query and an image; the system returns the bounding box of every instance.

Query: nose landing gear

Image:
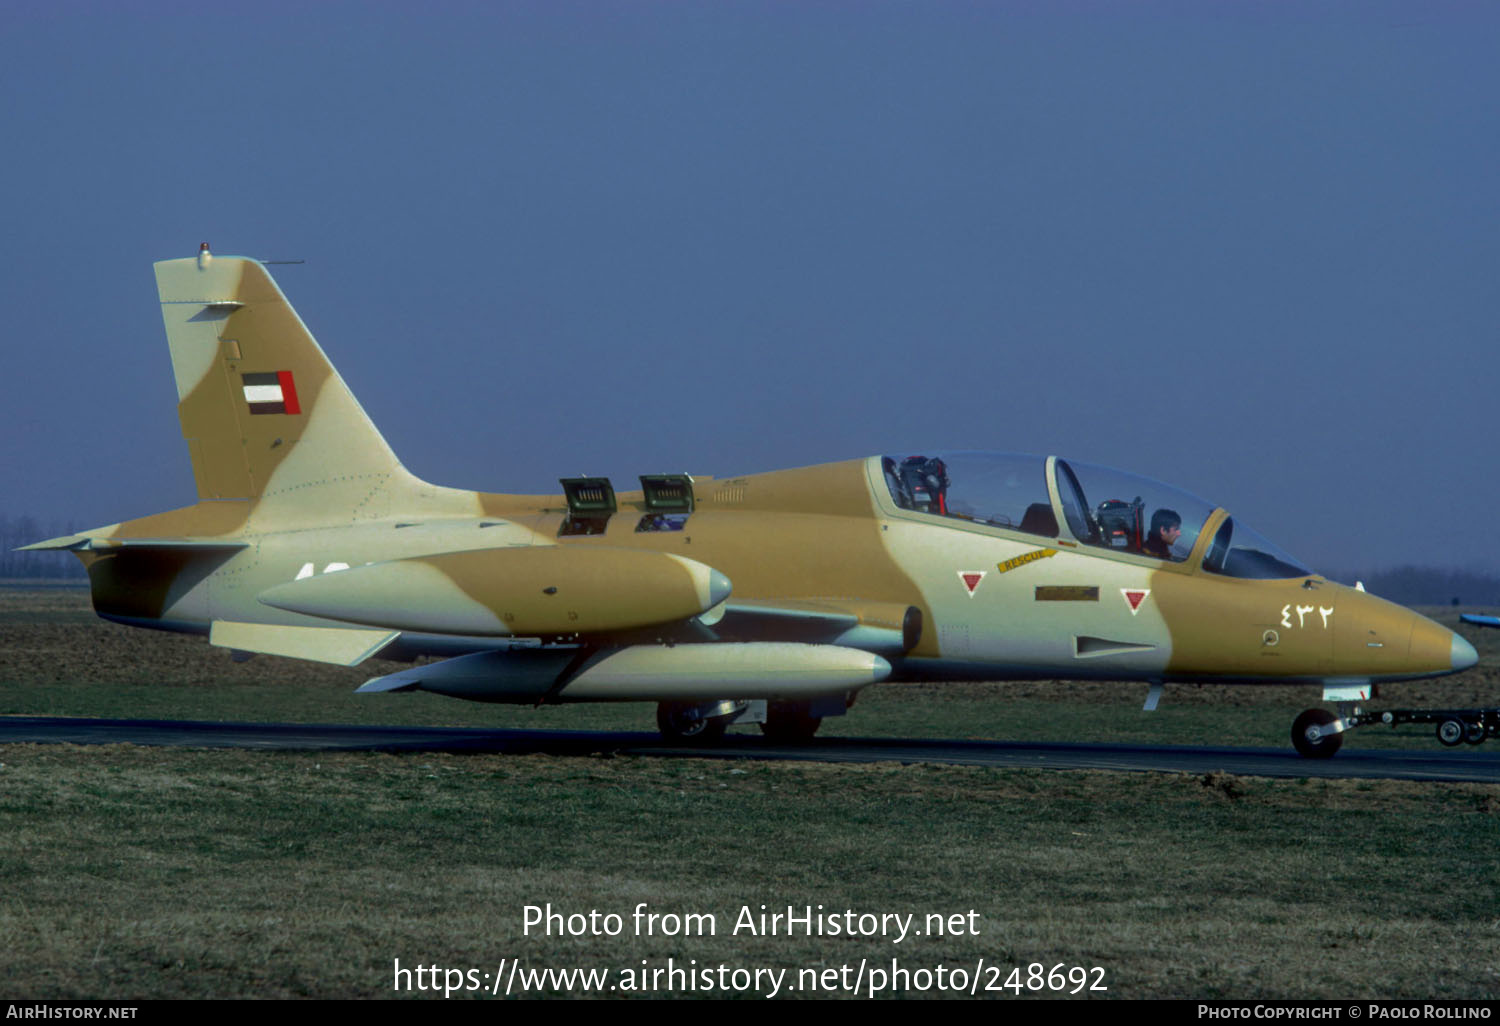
[1292,705,1498,757]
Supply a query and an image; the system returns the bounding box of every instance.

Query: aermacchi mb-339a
[26,247,1481,758]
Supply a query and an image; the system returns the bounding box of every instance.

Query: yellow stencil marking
[997,548,1058,574]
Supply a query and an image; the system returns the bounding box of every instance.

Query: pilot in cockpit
[1143,508,1182,560]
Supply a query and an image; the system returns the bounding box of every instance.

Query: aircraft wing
[210,621,399,666]
[1459,613,1500,629]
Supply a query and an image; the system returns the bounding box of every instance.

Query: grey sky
[3,1,1496,573]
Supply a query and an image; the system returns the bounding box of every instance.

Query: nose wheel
[1291,707,1344,759]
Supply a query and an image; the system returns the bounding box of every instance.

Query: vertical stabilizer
[155,247,420,524]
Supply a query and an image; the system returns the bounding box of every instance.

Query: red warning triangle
[1122,588,1150,614]
[959,570,986,596]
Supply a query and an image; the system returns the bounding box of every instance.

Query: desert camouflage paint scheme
[26,248,1478,755]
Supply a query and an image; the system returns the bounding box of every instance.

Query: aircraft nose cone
[1452,633,1479,672]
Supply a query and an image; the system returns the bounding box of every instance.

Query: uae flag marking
[242,371,301,415]
[959,570,986,597]
[1122,588,1150,615]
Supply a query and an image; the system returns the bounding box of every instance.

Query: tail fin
[156,246,420,522]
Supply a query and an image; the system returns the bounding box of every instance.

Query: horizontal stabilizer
[19,534,248,553]
[210,620,398,666]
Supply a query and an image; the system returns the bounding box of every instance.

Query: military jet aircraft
[25,247,1480,758]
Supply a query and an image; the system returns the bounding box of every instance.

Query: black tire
[1465,720,1487,746]
[1437,718,1467,747]
[1291,708,1343,759]
[656,701,728,743]
[760,701,822,742]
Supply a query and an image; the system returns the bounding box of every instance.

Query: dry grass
[1,745,1498,999]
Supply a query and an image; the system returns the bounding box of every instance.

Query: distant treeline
[0,515,86,579]
[1327,566,1500,609]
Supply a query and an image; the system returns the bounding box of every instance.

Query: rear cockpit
[883,453,1059,538]
[879,452,1311,580]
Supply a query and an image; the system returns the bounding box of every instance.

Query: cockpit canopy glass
[882,453,1058,538]
[1202,517,1311,580]
[1053,458,1215,563]
[880,452,1312,577]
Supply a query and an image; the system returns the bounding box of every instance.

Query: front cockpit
[874,450,1475,693]
[879,451,1311,579]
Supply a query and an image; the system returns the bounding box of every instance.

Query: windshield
[1202,517,1311,579]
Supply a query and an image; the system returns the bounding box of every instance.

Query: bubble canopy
[879,452,1311,580]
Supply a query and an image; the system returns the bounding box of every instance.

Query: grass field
[2,587,1499,999]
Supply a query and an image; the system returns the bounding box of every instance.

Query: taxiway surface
[3,716,1498,782]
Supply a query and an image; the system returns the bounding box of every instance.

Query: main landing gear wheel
[656,701,729,743]
[760,701,822,742]
[1291,708,1343,759]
